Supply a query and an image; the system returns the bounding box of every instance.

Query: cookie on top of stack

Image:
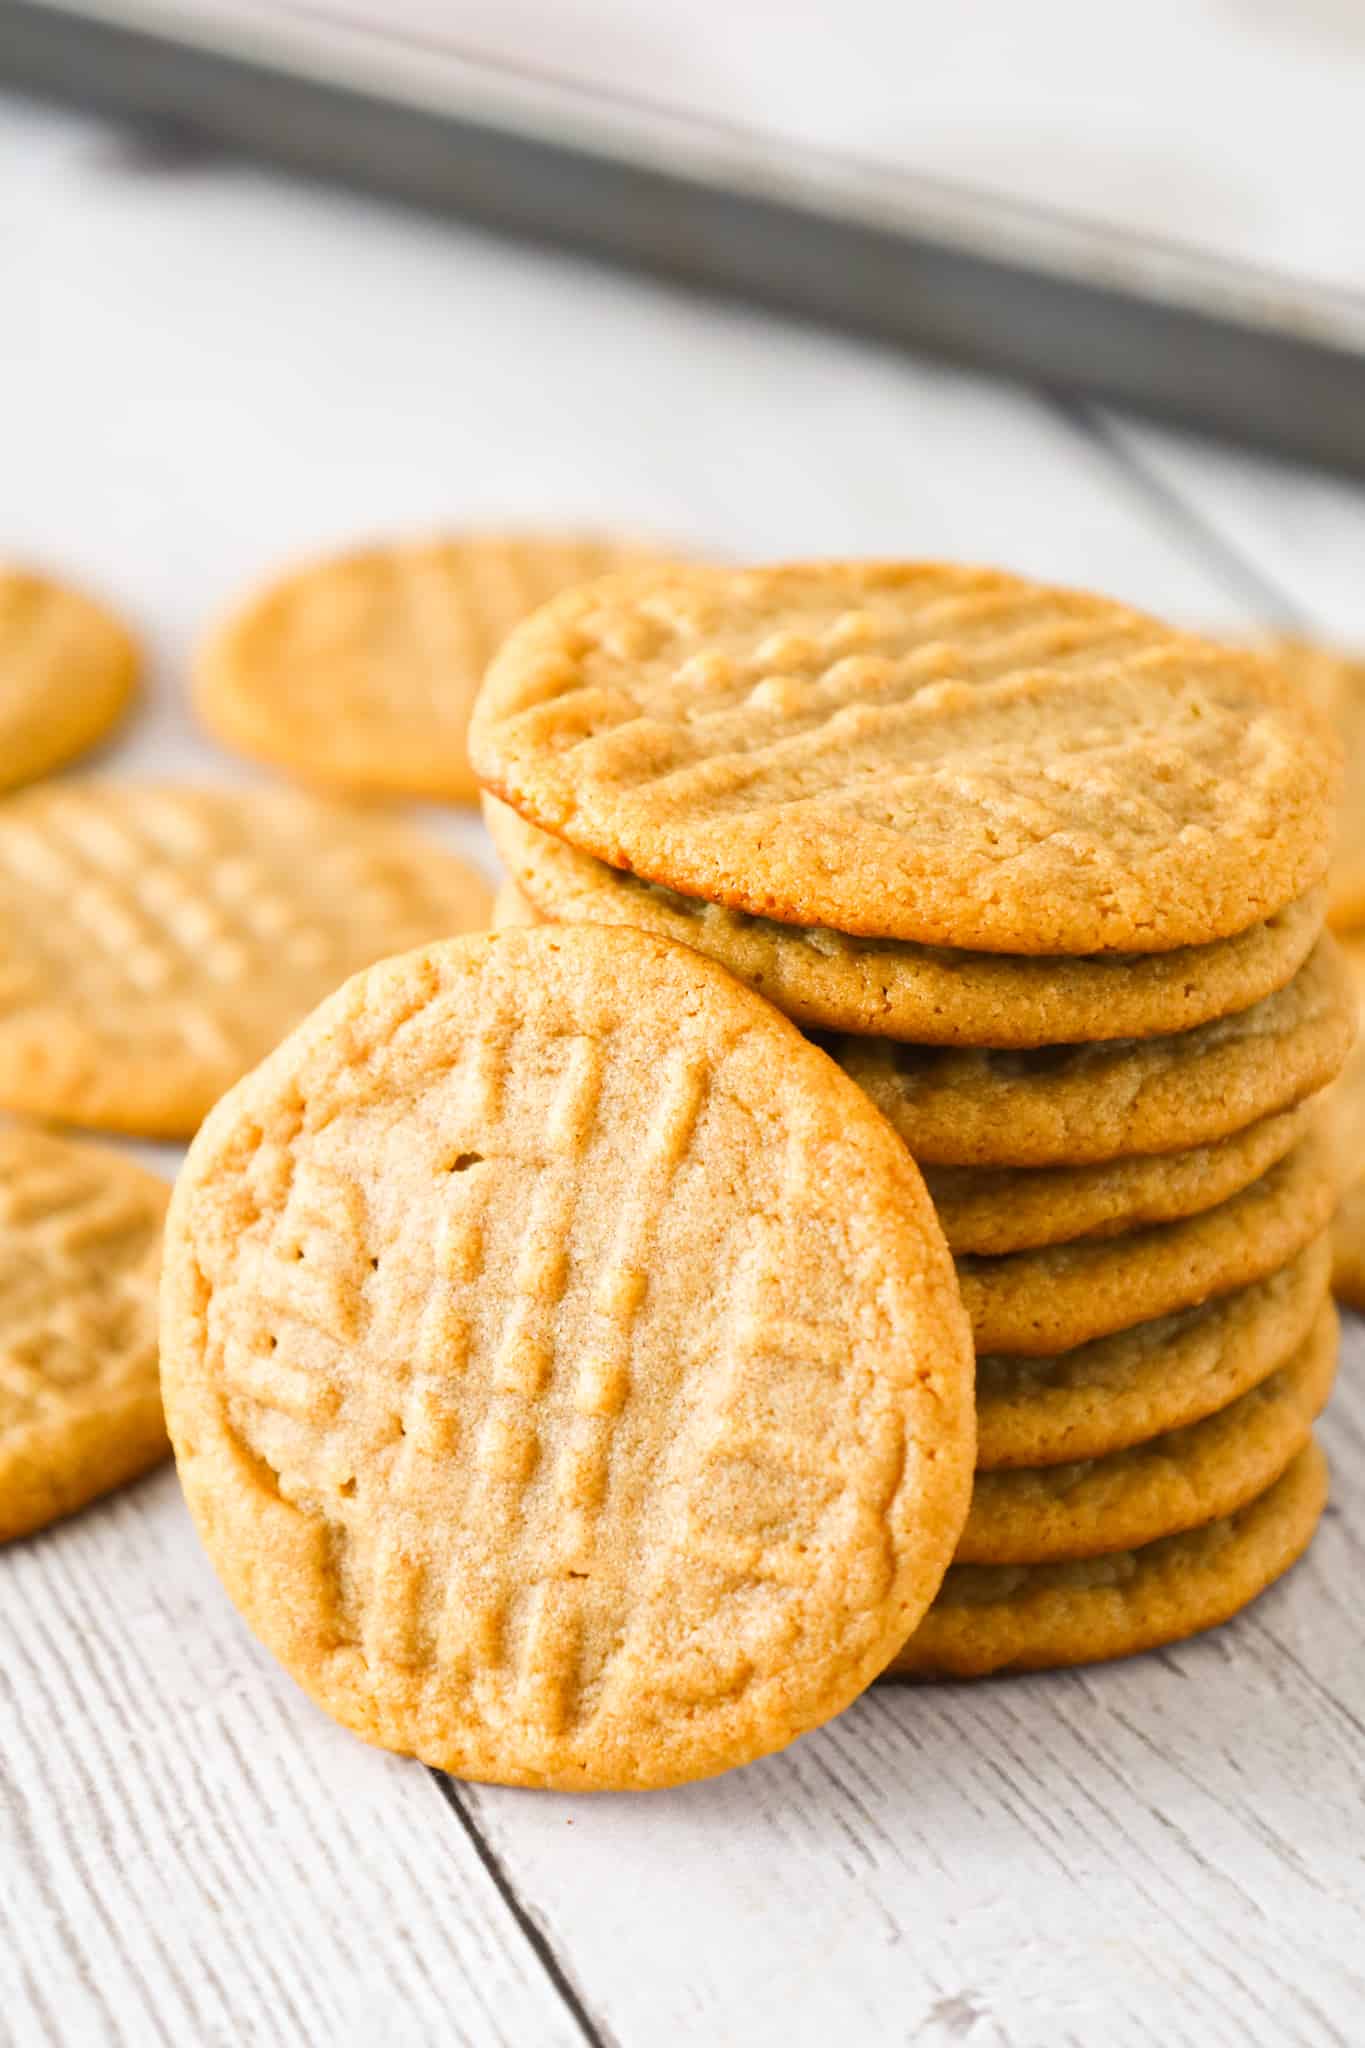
[472,559,1352,1678]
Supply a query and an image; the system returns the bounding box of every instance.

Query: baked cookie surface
[485,797,1325,1047]
[0,565,138,791]
[1326,936,1365,1311]
[925,1102,1310,1255]
[958,1131,1336,1355]
[837,938,1352,1167]
[161,924,975,1789]
[960,1302,1335,1563]
[472,561,1339,952]
[0,782,491,1137]
[1264,638,1365,931]
[887,1439,1328,1679]
[0,1127,168,1542]
[198,534,674,805]
[975,1235,1331,1468]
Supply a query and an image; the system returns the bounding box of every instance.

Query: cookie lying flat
[198,534,674,806]
[976,1236,1331,1468]
[838,938,1351,1167]
[0,783,492,1137]
[1335,1184,1365,1311]
[472,560,1340,952]
[492,878,536,930]
[0,565,138,791]
[1263,638,1365,931]
[485,796,1324,1047]
[959,1131,1336,1356]
[886,1439,1327,1679]
[925,1102,1310,1255]
[1325,936,1365,1312]
[161,925,974,1791]
[960,1302,1335,1564]
[0,1127,168,1542]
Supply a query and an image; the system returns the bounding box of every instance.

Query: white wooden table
[2,89,1363,2048]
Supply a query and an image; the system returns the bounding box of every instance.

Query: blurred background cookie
[196,533,678,806]
[0,564,139,791]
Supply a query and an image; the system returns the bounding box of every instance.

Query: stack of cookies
[472,559,1353,1678]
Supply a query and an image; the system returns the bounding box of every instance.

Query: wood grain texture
[0,1467,586,2048]
[5,85,1365,2048]
[451,1322,1365,2048]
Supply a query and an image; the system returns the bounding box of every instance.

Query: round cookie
[0,782,492,1138]
[838,937,1352,1167]
[959,1130,1336,1356]
[487,796,1326,1047]
[160,924,975,1791]
[885,1440,1328,1679]
[960,1302,1335,1564]
[1263,638,1365,931]
[492,877,538,930]
[197,534,676,806]
[0,565,138,791]
[977,1234,1332,1469]
[472,560,1340,952]
[0,1127,168,1542]
[925,1102,1311,1256]
[1334,1183,1365,1311]
[1325,936,1365,1312]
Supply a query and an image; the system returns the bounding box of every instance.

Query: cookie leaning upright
[471,562,1340,951]
[0,1128,168,1542]
[196,534,677,806]
[160,924,975,1790]
[0,565,139,790]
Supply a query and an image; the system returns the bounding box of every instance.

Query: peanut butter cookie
[0,783,491,1136]
[838,939,1351,1167]
[198,534,675,805]
[161,925,975,1789]
[887,1439,1327,1678]
[0,565,138,790]
[473,561,1339,951]
[486,796,1325,1046]
[959,1131,1336,1355]
[0,1127,168,1541]
[960,1302,1334,1563]
[976,1236,1331,1468]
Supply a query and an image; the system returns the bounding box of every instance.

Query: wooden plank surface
[2,86,1363,2048]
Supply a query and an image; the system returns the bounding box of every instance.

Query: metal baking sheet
[6,0,1365,473]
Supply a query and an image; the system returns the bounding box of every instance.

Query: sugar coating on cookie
[838,938,1353,1168]
[0,1128,168,1542]
[0,782,493,1137]
[960,1301,1335,1563]
[485,796,1327,1047]
[473,561,1340,953]
[0,565,138,791]
[976,1235,1332,1469]
[161,924,975,1790]
[197,534,677,805]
